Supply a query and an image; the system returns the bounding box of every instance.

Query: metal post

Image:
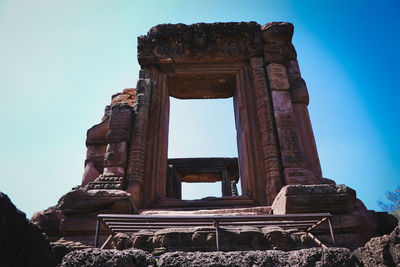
[214,220,220,251]
[307,232,328,249]
[101,234,113,249]
[327,218,336,245]
[94,218,101,248]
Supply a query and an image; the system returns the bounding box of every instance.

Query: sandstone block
[131,230,155,250]
[106,128,131,143]
[283,167,320,185]
[272,184,356,215]
[81,162,101,186]
[103,167,125,176]
[57,188,134,215]
[261,22,295,63]
[289,77,309,104]
[86,145,107,159]
[266,63,290,90]
[287,60,301,77]
[86,119,109,146]
[104,141,128,167]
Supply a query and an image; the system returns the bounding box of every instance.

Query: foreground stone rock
[0,192,57,267]
[353,226,400,267]
[50,242,71,264]
[31,206,65,241]
[60,248,156,267]
[158,248,361,267]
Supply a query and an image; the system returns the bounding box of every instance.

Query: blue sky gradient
[1,0,399,217]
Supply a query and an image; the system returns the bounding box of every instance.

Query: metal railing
[94,213,335,250]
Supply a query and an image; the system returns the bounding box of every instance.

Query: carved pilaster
[250,57,284,203]
[261,21,322,181]
[286,59,322,179]
[125,70,153,204]
[266,63,319,185]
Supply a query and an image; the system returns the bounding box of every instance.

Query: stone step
[149,196,256,210]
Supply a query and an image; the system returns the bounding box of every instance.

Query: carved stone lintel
[138,22,263,66]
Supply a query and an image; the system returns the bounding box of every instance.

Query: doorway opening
[168,97,241,200]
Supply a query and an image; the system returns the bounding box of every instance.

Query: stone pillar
[262,22,319,185]
[250,57,284,203]
[100,103,132,189]
[125,70,152,206]
[166,166,182,199]
[231,181,238,196]
[221,170,232,197]
[286,60,323,179]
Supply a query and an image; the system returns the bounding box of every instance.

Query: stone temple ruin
[32,22,397,253]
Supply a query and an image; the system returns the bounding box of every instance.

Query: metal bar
[94,218,101,248]
[95,213,334,251]
[307,217,327,232]
[327,218,336,244]
[107,224,314,233]
[106,223,315,230]
[307,232,328,249]
[104,220,318,227]
[214,220,220,251]
[100,234,113,249]
[98,213,332,221]
[105,222,215,226]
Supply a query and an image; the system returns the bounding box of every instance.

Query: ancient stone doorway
[83,22,324,211]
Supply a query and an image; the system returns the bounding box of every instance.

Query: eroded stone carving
[138,22,263,66]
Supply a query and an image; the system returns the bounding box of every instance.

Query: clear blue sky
[1,0,399,217]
